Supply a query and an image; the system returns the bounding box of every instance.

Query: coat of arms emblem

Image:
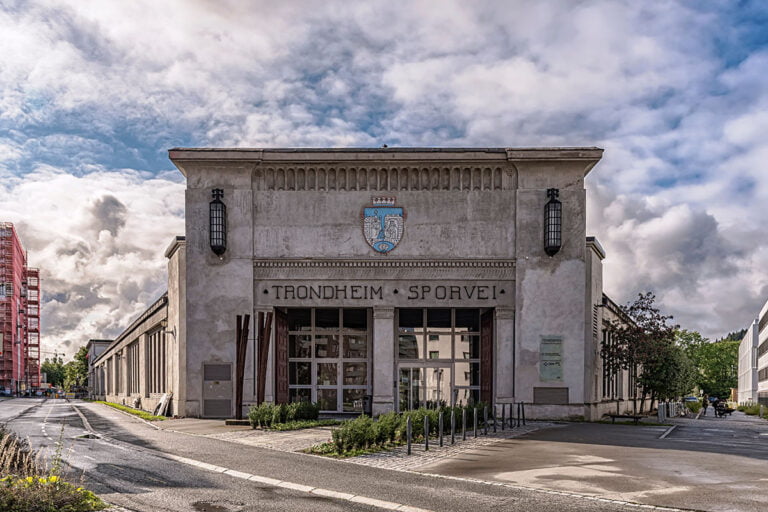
[363,197,405,254]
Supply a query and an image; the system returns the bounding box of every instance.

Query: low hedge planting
[268,419,341,431]
[312,402,489,457]
[248,401,321,429]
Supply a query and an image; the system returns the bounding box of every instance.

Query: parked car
[683,396,699,402]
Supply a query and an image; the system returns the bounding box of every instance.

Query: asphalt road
[419,412,768,512]
[0,398,379,512]
[0,398,648,512]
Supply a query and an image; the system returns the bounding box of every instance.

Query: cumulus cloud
[0,166,184,359]
[1,0,767,357]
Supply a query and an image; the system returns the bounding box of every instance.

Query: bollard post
[473,408,478,438]
[439,411,444,447]
[407,416,412,455]
[492,404,496,433]
[462,408,467,440]
[424,415,429,451]
[484,406,489,435]
[522,401,526,426]
[516,402,521,427]
[451,409,456,444]
[501,403,506,431]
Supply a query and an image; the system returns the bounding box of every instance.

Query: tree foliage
[677,329,738,399]
[63,346,89,390]
[40,357,65,388]
[601,292,695,408]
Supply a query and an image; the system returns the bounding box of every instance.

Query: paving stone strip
[342,422,559,471]
[206,420,559,471]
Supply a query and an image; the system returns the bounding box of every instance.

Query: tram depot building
[92,147,635,421]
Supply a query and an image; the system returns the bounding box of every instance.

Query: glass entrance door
[398,365,451,411]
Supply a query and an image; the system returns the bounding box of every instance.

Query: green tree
[601,292,692,412]
[63,346,89,391]
[677,329,738,399]
[40,356,65,388]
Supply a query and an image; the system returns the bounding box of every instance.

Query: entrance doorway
[395,308,493,411]
[398,365,452,411]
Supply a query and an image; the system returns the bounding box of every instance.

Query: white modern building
[738,319,759,404]
[93,147,636,420]
[737,298,768,406]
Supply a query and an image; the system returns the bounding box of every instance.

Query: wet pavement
[417,411,768,512]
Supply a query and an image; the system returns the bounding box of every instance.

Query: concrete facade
[758,299,768,406]
[93,147,641,421]
[737,297,768,406]
[86,339,111,398]
[738,319,759,404]
[167,147,615,420]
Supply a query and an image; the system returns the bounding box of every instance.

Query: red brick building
[0,222,40,394]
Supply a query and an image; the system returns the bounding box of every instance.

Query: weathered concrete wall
[181,163,254,418]
[92,297,168,414]
[171,148,604,419]
[583,239,605,420]
[166,237,186,417]
[513,156,596,410]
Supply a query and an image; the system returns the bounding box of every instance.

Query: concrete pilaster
[495,307,515,403]
[372,306,395,415]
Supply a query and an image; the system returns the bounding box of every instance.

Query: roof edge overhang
[168,147,604,177]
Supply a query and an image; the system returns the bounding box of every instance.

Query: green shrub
[319,403,495,457]
[373,412,399,445]
[247,403,275,428]
[271,404,287,425]
[0,475,106,512]
[742,404,760,416]
[685,401,701,413]
[249,402,322,429]
[332,415,375,452]
[267,419,341,431]
[294,401,320,420]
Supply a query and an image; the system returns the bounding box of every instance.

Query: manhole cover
[191,502,230,512]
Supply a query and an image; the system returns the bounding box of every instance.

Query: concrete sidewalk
[418,412,768,512]
[155,416,556,466]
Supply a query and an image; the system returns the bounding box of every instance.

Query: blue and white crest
[363,197,405,254]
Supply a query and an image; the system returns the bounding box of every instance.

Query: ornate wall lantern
[544,188,562,256]
[209,188,227,256]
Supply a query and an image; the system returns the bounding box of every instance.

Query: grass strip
[95,401,166,421]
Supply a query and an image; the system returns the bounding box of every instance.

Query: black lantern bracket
[209,188,227,257]
[544,188,562,257]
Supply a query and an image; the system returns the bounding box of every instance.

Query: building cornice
[253,258,516,269]
[169,147,604,177]
[165,236,186,259]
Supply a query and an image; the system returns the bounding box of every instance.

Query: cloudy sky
[1,0,767,360]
